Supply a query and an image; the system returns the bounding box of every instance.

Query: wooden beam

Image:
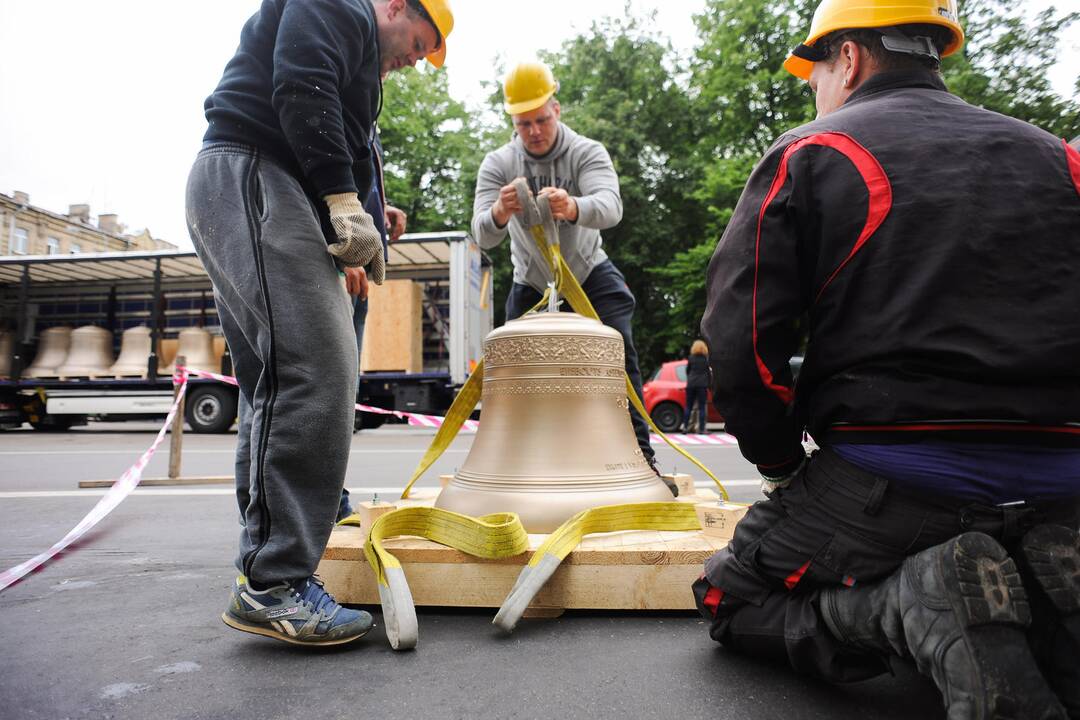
[78,475,233,488]
[319,524,727,609]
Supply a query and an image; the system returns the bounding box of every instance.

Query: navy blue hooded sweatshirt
[203,0,382,238]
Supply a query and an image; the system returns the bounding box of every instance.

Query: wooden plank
[318,480,728,609]
[360,279,423,373]
[324,525,724,566]
[78,475,234,488]
[317,556,707,610]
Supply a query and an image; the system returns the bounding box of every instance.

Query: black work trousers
[693,447,1080,683]
[504,259,654,462]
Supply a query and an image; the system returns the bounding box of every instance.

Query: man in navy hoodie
[186,0,453,647]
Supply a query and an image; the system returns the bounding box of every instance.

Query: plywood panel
[212,335,226,371]
[360,279,423,373]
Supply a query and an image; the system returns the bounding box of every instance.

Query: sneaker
[222,575,373,646]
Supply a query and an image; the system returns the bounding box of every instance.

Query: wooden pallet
[317,482,730,612]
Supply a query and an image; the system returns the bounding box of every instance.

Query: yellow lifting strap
[493,501,702,632]
[364,501,701,648]
[399,187,727,501]
[364,506,530,649]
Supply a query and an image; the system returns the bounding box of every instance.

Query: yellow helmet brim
[426,44,446,68]
[504,88,556,116]
[783,0,965,80]
[417,0,453,69]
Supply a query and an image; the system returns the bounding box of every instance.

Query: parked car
[642,356,804,433]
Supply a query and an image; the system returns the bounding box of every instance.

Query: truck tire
[356,411,388,430]
[29,415,77,432]
[186,385,238,434]
[650,401,683,433]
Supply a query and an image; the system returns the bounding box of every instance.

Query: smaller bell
[109,326,153,376]
[24,326,73,378]
[56,326,114,376]
[160,327,216,374]
[0,330,14,377]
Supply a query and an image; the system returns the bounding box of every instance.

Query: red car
[643,356,804,433]
[641,359,723,433]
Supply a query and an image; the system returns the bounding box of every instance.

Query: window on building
[13,228,28,254]
[69,242,82,254]
[47,237,60,255]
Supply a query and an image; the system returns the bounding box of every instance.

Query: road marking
[0,480,761,499]
[0,445,734,456]
[0,448,473,456]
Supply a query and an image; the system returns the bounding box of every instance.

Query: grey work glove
[324,192,385,284]
[760,455,807,498]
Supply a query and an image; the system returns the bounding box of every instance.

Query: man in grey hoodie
[471,61,663,483]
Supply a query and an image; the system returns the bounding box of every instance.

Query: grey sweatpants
[185,142,358,584]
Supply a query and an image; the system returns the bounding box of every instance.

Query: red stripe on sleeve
[751,132,892,405]
[1065,139,1080,199]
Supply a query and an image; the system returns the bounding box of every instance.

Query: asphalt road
[0,421,946,720]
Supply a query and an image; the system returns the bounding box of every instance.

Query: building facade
[0,190,176,257]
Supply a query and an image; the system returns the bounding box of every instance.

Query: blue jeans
[353,295,368,361]
[683,385,708,434]
[505,259,654,462]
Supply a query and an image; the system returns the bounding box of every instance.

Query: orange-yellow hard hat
[417,0,454,68]
[783,0,964,80]
[503,61,559,115]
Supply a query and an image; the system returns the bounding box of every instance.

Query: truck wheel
[29,415,77,432]
[357,411,388,430]
[186,385,238,434]
[651,402,683,433]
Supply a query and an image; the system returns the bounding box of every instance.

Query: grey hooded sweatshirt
[471,123,622,293]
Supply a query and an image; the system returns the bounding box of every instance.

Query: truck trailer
[0,232,491,433]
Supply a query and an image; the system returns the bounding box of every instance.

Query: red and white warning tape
[183,367,481,432]
[0,373,189,592]
[649,432,739,445]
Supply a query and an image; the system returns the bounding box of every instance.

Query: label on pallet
[694,501,751,540]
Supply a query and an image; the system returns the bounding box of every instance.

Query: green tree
[379,67,495,231]
[521,10,705,370]
[647,0,819,358]
[653,0,1079,361]
[944,0,1080,138]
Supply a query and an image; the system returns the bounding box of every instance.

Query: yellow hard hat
[416,0,454,68]
[783,0,964,80]
[503,62,559,115]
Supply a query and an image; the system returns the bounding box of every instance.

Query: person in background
[682,340,710,434]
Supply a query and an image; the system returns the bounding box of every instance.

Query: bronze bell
[435,311,672,532]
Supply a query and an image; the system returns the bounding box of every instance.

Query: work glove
[324,193,385,284]
[759,455,807,498]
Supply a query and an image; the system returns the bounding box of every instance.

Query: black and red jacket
[701,70,1080,476]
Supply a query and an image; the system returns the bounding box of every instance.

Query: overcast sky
[0,0,1075,251]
